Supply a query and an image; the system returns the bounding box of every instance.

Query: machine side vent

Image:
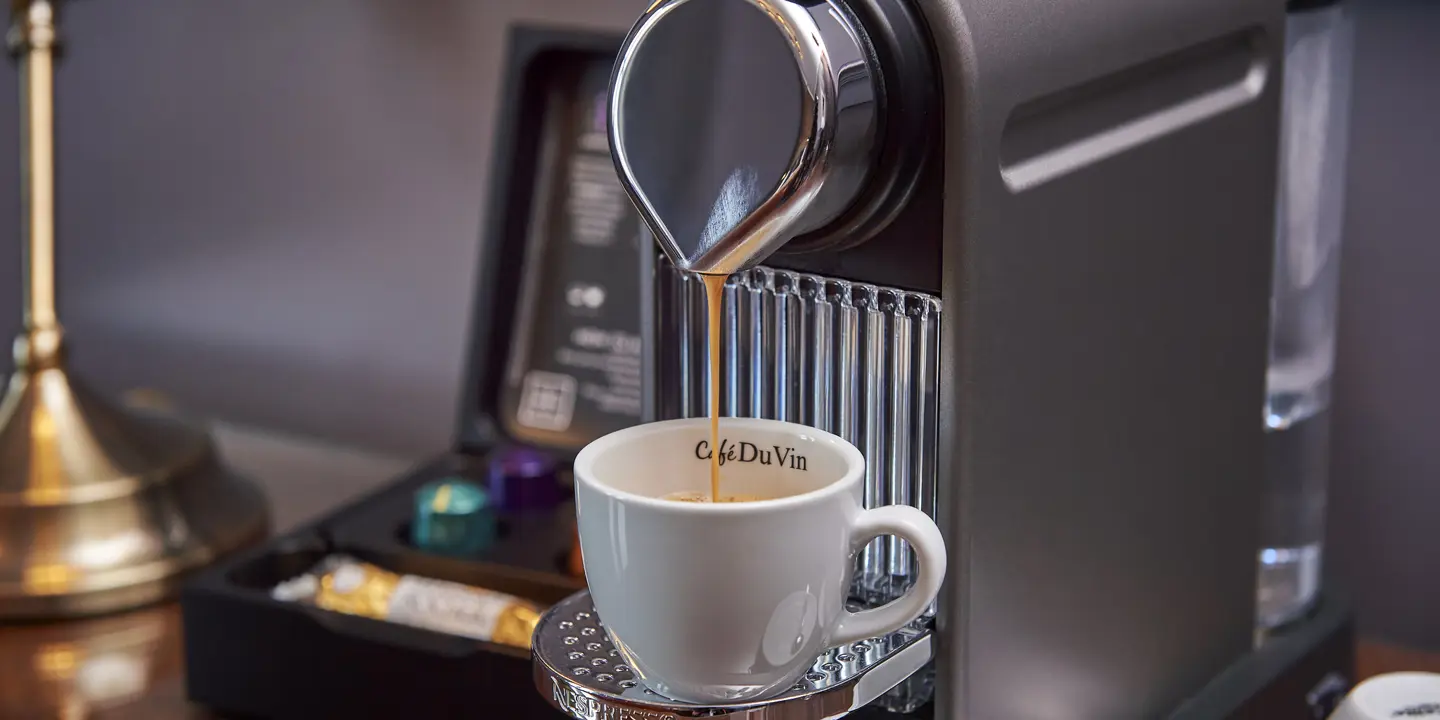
[654,257,941,606]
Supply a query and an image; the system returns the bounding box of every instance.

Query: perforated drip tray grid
[534,591,933,719]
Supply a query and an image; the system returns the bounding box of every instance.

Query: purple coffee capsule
[487,446,566,511]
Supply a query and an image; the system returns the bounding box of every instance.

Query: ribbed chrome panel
[653,257,942,607]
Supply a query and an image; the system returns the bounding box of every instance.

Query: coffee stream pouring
[536,0,1358,717]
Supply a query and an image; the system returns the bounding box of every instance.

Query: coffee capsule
[412,479,496,555]
[487,446,565,511]
[310,556,541,650]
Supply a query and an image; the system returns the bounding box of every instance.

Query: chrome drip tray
[533,591,933,719]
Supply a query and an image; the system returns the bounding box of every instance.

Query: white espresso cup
[573,417,947,703]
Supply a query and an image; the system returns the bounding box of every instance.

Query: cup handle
[832,505,947,646]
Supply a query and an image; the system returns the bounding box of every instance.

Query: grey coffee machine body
[604,0,1298,717]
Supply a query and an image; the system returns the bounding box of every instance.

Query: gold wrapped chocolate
[310,556,541,649]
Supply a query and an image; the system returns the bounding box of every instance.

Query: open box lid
[454,27,645,463]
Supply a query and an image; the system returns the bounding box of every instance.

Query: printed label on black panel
[500,56,645,451]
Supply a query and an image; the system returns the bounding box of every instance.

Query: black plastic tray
[182,453,583,719]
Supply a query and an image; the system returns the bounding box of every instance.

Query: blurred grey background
[0,0,641,457]
[0,0,1433,648]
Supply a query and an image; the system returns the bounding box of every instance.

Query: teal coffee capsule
[412,479,496,556]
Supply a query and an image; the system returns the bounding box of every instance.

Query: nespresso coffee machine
[534,0,1356,718]
[179,3,1353,718]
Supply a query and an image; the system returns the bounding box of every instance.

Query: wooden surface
[0,425,1434,718]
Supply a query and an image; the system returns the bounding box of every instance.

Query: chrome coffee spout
[607,0,880,275]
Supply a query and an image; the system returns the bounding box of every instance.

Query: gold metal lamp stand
[0,0,269,618]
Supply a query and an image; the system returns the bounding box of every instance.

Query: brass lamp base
[0,362,269,619]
